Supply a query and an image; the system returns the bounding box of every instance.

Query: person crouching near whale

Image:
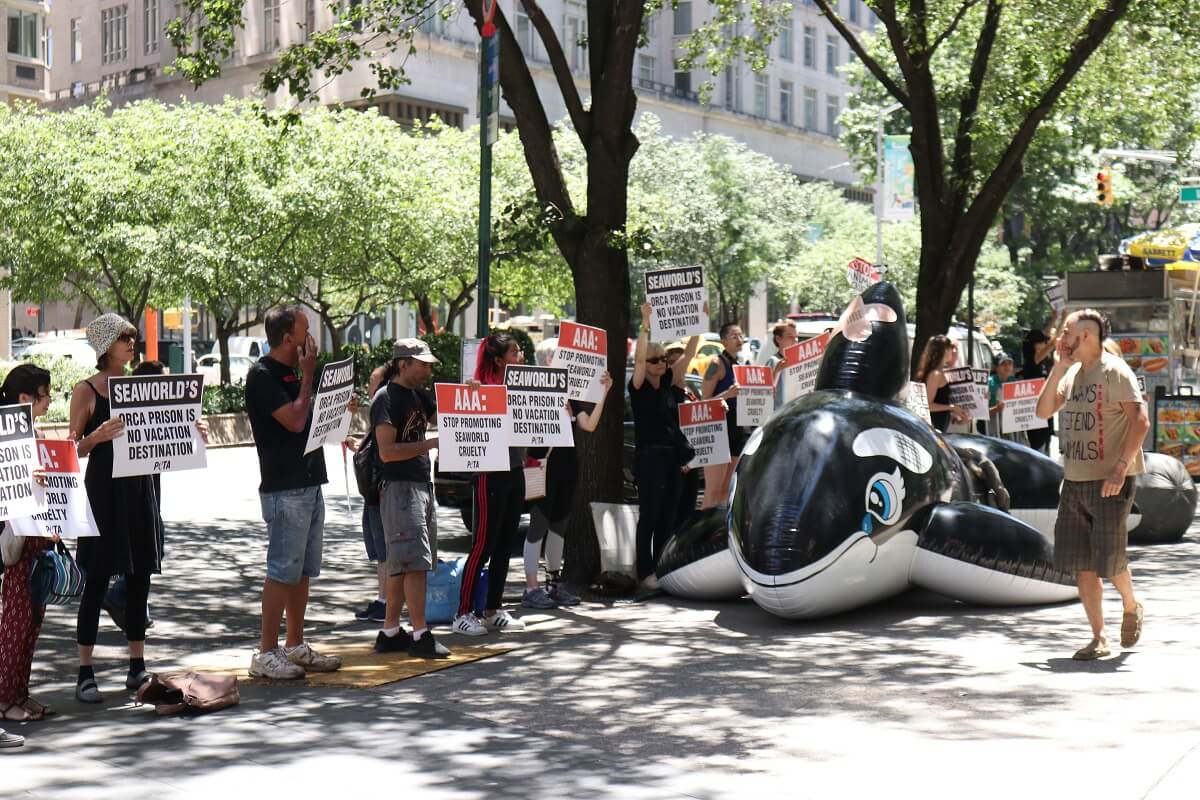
[1036,308,1147,660]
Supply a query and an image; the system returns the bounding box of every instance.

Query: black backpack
[353,430,382,505]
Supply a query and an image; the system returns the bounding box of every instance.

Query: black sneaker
[374,629,412,653]
[355,600,386,623]
[408,631,451,659]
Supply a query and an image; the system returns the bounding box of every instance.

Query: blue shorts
[261,486,325,585]
[362,504,386,562]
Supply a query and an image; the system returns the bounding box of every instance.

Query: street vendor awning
[1120,224,1200,266]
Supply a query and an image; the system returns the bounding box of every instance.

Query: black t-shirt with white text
[245,356,328,493]
[370,383,436,483]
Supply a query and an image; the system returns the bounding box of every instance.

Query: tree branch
[930,0,986,54]
[815,0,910,107]
[948,0,1001,214]
[520,0,590,140]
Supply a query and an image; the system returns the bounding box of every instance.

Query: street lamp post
[875,102,904,267]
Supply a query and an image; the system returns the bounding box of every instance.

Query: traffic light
[1096,168,1114,206]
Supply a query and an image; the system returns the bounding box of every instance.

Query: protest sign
[551,321,607,403]
[846,257,882,292]
[944,367,989,422]
[109,374,206,478]
[304,356,354,455]
[0,405,42,520]
[504,365,574,448]
[460,338,482,382]
[645,266,709,341]
[679,399,731,468]
[434,383,511,472]
[782,332,831,402]
[1044,282,1066,314]
[10,439,97,538]
[904,381,932,425]
[733,365,774,427]
[1001,378,1048,433]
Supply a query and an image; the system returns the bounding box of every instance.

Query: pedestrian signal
[1096,169,1113,206]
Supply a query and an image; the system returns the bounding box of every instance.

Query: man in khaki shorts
[1036,309,1148,660]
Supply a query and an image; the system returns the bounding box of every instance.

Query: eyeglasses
[117,333,136,344]
[645,356,667,365]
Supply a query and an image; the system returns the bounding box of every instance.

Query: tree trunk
[414,294,436,335]
[215,319,234,385]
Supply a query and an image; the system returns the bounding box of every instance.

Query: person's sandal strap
[1073,639,1110,660]
[1121,603,1144,647]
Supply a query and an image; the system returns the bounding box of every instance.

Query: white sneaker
[285,642,342,672]
[249,647,305,680]
[483,610,526,632]
[452,613,488,636]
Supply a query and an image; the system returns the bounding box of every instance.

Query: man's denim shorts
[261,485,325,584]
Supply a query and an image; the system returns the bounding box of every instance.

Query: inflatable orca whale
[661,281,1079,617]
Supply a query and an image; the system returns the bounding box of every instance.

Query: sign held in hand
[679,399,731,468]
[504,365,574,448]
[0,404,42,520]
[551,321,608,403]
[782,332,831,403]
[110,374,207,478]
[733,365,774,427]
[10,439,97,539]
[434,383,511,472]
[645,266,709,341]
[1001,378,1048,433]
[304,356,355,455]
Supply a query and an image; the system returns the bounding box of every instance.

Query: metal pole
[875,115,884,266]
[475,33,496,338]
[967,274,975,367]
[182,293,193,373]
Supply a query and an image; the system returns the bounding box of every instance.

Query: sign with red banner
[733,364,774,427]
[10,439,98,539]
[782,332,831,403]
[434,383,511,472]
[846,257,881,292]
[679,399,731,468]
[1001,378,1048,433]
[551,320,608,403]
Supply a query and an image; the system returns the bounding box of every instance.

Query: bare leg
[1076,570,1105,639]
[78,645,94,667]
[1108,568,1139,614]
[404,572,429,631]
[384,573,407,630]
[701,464,724,508]
[376,562,387,599]
[284,577,309,648]
[260,578,290,652]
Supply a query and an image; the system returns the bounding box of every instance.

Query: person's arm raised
[631,303,652,390]
[269,334,318,434]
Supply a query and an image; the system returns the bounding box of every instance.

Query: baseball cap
[392,338,439,364]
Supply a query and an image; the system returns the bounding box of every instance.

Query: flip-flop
[0,728,24,748]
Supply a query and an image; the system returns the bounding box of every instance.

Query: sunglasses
[645,356,667,365]
[117,333,136,344]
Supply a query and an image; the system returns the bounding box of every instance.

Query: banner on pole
[645,265,709,341]
[434,383,511,472]
[882,134,915,221]
[110,374,207,478]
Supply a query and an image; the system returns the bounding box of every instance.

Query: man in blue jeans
[244,306,344,680]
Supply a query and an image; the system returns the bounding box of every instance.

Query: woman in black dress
[70,314,162,703]
[916,335,969,433]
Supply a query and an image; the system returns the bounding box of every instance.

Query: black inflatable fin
[814,281,909,402]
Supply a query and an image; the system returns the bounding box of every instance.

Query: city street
[2,445,1199,798]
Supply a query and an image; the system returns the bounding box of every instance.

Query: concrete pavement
[3,445,1200,799]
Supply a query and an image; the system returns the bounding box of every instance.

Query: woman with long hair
[452,333,528,635]
[916,334,969,433]
[70,315,163,702]
[0,365,54,721]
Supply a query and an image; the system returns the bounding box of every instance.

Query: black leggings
[77,571,151,646]
[635,446,684,579]
[459,468,525,615]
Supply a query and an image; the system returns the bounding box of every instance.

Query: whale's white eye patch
[852,428,932,474]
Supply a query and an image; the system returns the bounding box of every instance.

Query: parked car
[197,353,254,385]
[10,337,37,358]
[207,336,269,360]
[22,337,96,365]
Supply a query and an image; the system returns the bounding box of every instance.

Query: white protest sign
[944,367,989,422]
[460,338,482,382]
[679,399,731,468]
[645,265,709,341]
[0,405,42,520]
[304,356,354,455]
[846,257,882,293]
[434,383,511,472]
[733,365,774,427]
[1045,282,1066,313]
[10,439,97,538]
[551,321,607,403]
[1001,378,1048,433]
[782,332,831,402]
[110,374,206,478]
[503,364,574,448]
[904,381,932,425]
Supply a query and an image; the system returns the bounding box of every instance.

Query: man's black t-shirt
[245,355,328,493]
[370,382,436,483]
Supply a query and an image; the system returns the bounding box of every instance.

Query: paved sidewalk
[4,447,1200,799]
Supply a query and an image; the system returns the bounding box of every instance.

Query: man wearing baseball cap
[370,338,451,658]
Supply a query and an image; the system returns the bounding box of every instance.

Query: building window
[101,6,129,64]
[564,5,586,72]
[673,1,691,36]
[803,87,818,130]
[674,62,691,96]
[144,0,159,54]
[849,0,861,24]
[723,64,741,111]
[645,11,656,38]
[306,0,317,39]
[70,18,82,62]
[753,73,768,117]
[7,9,40,59]
[515,7,541,60]
[779,81,793,125]
[826,34,839,75]
[826,94,840,136]
[262,0,280,52]
[802,25,815,68]
[778,19,793,62]
[638,54,655,86]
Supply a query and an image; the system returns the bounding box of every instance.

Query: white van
[207,336,269,360]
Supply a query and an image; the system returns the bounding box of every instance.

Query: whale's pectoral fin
[909,502,1077,606]
[950,445,1010,510]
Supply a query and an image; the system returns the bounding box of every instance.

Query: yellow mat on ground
[196,643,517,689]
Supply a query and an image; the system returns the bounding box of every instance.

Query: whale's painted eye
[864,467,905,529]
